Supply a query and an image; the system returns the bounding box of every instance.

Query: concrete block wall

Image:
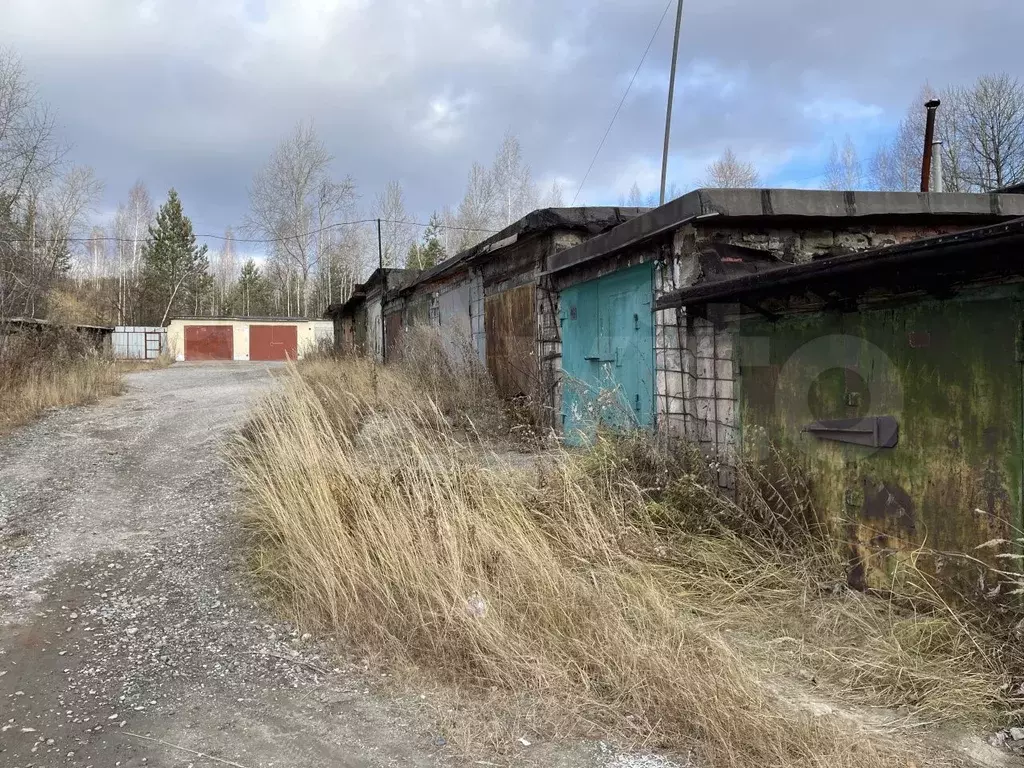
[684,317,738,490]
[536,278,562,430]
[469,272,486,363]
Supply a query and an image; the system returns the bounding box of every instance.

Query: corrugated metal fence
[112,326,167,360]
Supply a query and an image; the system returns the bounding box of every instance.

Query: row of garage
[166,318,334,362]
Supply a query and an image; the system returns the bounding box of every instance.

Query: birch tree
[373,180,414,268]
[0,48,63,318]
[213,227,237,316]
[246,120,357,317]
[542,179,565,208]
[19,165,103,315]
[454,161,497,251]
[112,181,154,324]
[627,182,644,207]
[491,130,537,228]
[824,135,862,190]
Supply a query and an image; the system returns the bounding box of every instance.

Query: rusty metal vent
[802,416,898,449]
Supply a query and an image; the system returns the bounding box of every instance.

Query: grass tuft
[0,325,130,432]
[233,350,1018,766]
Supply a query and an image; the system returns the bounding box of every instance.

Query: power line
[571,0,675,206]
[0,218,499,246]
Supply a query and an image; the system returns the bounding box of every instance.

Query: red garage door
[184,325,233,361]
[250,324,298,361]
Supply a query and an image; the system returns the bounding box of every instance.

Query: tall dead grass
[0,325,126,431]
[233,349,1016,766]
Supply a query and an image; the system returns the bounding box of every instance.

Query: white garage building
[166,317,334,362]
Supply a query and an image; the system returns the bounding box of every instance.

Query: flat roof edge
[548,189,1024,275]
[655,216,1024,310]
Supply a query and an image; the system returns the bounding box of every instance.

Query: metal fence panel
[112,326,167,359]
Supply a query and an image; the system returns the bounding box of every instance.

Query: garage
[167,317,333,362]
[249,324,298,361]
[184,325,234,361]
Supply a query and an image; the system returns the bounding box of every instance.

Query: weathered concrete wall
[366,298,383,362]
[654,218,1009,491]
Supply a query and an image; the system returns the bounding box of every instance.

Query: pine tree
[236,259,268,317]
[415,211,446,269]
[406,242,423,270]
[406,212,447,270]
[142,189,210,325]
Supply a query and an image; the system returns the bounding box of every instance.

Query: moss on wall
[739,288,1024,598]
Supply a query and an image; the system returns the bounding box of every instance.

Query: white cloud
[2,0,1022,239]
[802,97,884,124]
[414,91,475,146]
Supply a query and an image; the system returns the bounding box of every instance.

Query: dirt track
[0,362,680,768]
[0,363,456,768]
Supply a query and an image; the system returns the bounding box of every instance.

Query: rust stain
[861,477,915,533]
[384,313,404,362]
[484,284,537,400]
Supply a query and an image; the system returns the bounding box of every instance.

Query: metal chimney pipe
[921,99,941,193]
[931,139,944,192]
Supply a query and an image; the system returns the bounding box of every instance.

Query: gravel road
[0,363,678,768]
[0,363,457,768]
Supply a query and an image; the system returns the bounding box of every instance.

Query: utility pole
[377,218,386,363]
[659,0,685,206]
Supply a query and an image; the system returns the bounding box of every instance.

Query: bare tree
[870,77,1024,192]
[542,179,565,208]
[111,181,154,323]
[701,147,761,188]
[868,84,938,191]
[439,204,459,256]
[0,49,61,210]
[455,161,497,251]
[212,227,237,316]
[491,130,537,227]
[17,165,103,315]
[85,224,106,281]
[627,182,644,207]
[246,120,357,317]
[954,74,1024,190]
[0,48,63,319]
[824,135,862,190]
[373,180,414,268]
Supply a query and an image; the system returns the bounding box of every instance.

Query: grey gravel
[0,363,445,767]
[0,362,690,768]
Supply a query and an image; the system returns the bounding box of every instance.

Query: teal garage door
[560,262,654,444]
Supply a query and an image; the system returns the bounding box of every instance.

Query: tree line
[0,43,561,325]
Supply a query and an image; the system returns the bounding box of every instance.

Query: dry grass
[0,326,129,432]
[232,347,1017,767]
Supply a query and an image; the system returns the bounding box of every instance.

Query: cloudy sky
[3,0,1022,255]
